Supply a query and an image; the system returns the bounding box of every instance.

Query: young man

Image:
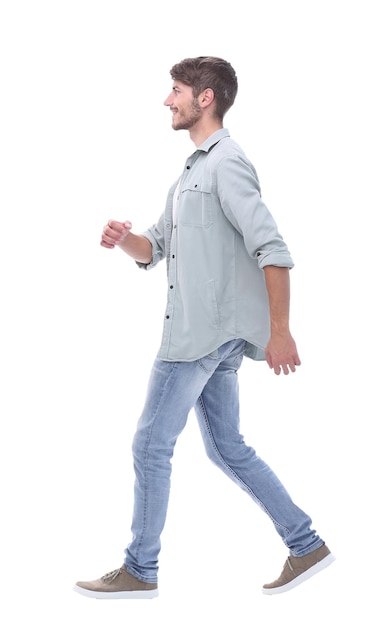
[74,56,334,599]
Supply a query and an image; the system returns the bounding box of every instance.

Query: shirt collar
[197,128,230,153]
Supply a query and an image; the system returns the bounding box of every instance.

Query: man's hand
[265,332,301,375]
[100,220,132,249]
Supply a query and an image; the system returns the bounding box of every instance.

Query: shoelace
[101,568,121,582]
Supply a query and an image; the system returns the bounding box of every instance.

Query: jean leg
[194,347,323,557]
[124,350,228,582]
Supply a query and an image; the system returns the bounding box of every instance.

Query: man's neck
[189,119,223,147]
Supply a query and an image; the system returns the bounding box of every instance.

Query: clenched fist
[100,220,132,249]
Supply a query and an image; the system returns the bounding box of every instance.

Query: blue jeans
[124,339,323,582]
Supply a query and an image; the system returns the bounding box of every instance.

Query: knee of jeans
[201,438,224,467]
[132,427,175,467]
[132,428,146,459]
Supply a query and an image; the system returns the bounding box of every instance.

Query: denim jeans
[124,339,323,582]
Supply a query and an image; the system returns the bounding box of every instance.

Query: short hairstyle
[169,56,238,121]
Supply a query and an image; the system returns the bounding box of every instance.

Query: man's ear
[199,88,215,109]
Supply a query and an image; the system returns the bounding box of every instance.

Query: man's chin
[172,122,186,131]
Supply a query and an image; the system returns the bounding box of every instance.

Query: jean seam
[134,362,179,564]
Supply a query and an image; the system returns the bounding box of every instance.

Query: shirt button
[170,285,174,289]
[166,315,170,319]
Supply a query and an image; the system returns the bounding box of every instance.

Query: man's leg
[194,340,322,556]
[193,340,334,593]
[124,345,240,582]
[74,343,245,597]
[74,350,223,598]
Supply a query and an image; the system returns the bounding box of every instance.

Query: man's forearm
[118,232,153,264]
[263,265,291,333]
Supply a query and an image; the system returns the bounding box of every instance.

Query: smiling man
[74,56,334,599]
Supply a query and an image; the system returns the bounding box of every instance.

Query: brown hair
[169,56,238,121]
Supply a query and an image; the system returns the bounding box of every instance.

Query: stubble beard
[172,97,202,131]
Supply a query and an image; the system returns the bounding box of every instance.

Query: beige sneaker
[73,565,158,599]
[262,543,335,595]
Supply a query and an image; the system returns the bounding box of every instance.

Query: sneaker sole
[73,584,159,599]
[262,552,336,595]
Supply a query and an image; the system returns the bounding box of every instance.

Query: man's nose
[164,93,173,106]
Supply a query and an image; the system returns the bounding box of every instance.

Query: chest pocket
[178,181,213,228]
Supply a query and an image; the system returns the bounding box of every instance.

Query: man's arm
[263,265,301,375]
[100,220,152,264]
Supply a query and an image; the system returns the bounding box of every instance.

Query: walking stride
[74,56,334,599]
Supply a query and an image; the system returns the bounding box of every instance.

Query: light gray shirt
[137,128,294,362]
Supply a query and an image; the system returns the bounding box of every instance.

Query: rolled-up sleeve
[135,212,166,270]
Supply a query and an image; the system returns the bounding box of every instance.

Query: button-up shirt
[137,128,294,362]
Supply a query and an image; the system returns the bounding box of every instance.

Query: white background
[1,0,386,623]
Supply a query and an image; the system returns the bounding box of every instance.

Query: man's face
[164,81,202,130]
